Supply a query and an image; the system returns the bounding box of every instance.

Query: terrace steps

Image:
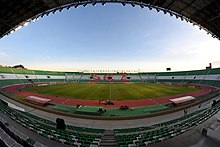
[100,130,118,147]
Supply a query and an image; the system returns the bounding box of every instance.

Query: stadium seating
[1,66,220,146]
[0,66,65,88]
[79,74,91,83]
[1,66,220,86]
[139,68,220,87]
[114,104,220,146]
[0,116,46,147]
[0,102,104,146]
[0,99,219,146]
[127,74,142,82]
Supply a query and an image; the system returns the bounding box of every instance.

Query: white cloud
[161,30,220,66]
[212,61,220,68]
[0,51,17,65]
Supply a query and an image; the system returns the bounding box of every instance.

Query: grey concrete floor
[1,93,220,147]
[0,93,217,129]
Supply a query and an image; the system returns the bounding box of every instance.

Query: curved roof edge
[0,0,220,40]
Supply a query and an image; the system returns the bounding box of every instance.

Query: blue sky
[0,4,220,72]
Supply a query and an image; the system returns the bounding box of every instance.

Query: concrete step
[101,139,116,143]
[104,133,115,136]
[102,136,115,139]
[100,142,118,146]
[100,130,118,146]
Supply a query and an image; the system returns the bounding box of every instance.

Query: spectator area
[1,66,220,87]
[1,66,220,146]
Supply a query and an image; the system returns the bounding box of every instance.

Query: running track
[3,83,218,108]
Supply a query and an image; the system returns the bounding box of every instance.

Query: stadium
[0,0,220,147]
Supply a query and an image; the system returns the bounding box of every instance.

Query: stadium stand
[79,74,91,83]
[0,67,65,88]
[1,66,220,87]
[0,102,104,146]
[128,74,142,82]
[114,104,220,146]
[1,66,220,146]
[0,97,220,146]
[0,115,46,147]
[139,68,220,87]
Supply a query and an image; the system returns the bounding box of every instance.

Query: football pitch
[24,83,198,100]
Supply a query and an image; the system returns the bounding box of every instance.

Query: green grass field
[23,83,198,100]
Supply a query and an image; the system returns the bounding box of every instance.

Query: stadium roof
[0,0,220,40]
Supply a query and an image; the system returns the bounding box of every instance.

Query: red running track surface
[3,83,217,108]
